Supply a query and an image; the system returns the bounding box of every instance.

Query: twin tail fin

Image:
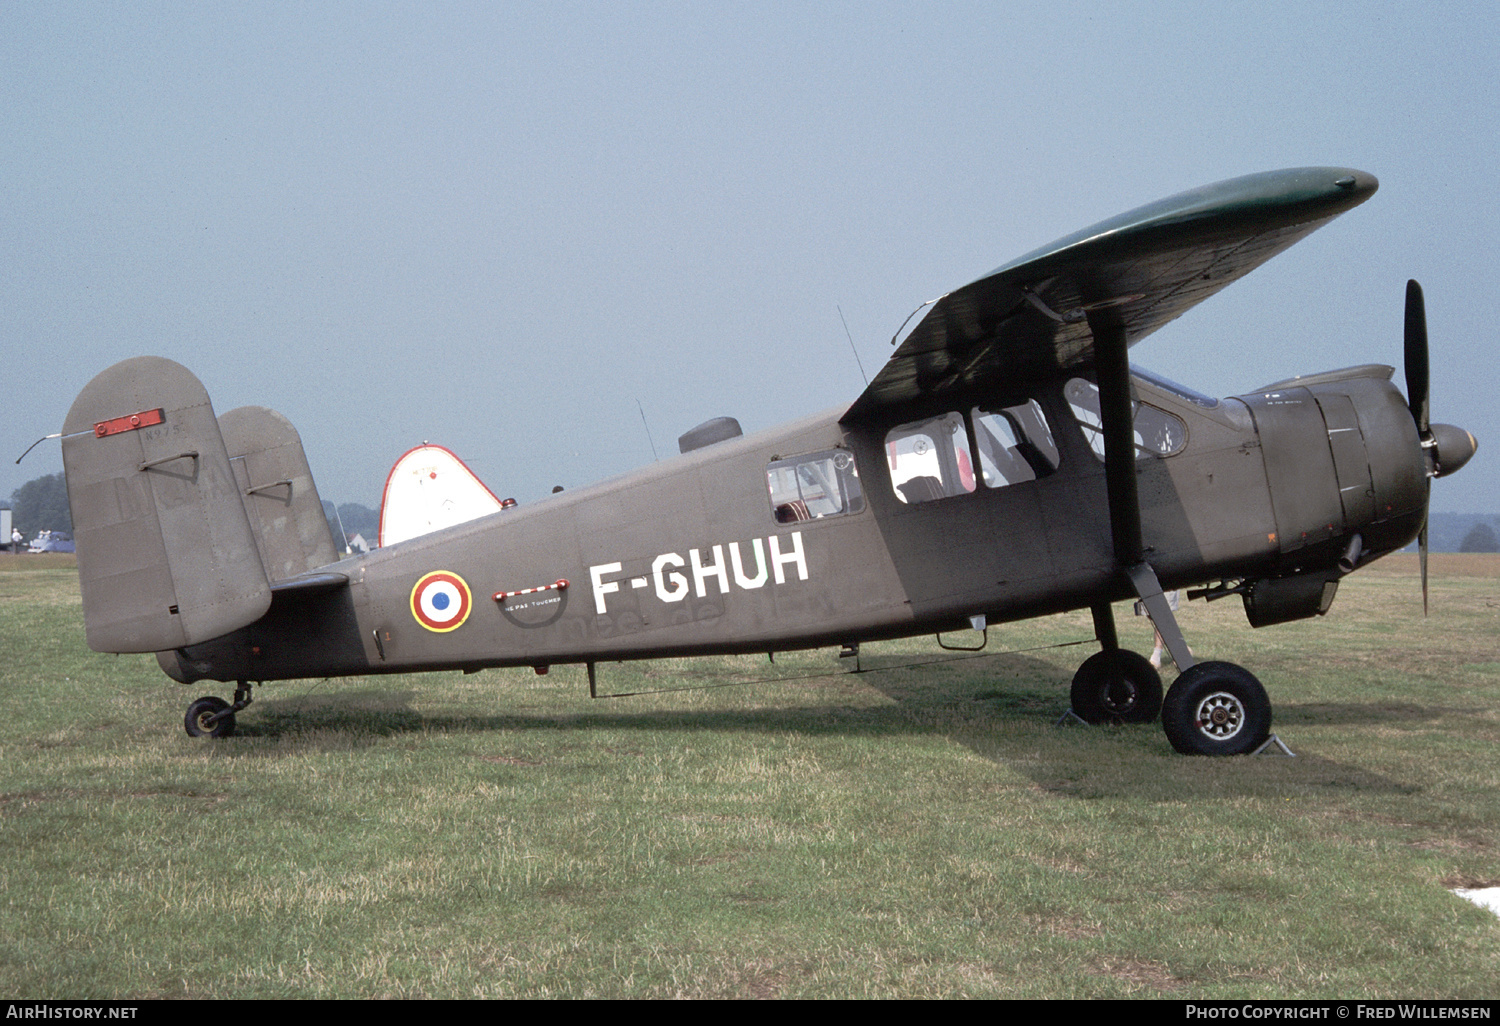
[61,357,335,654]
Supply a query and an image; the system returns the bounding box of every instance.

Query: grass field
[1,552,1496,998]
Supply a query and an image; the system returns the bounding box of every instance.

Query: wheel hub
[1194,691,1245,740]
[1104,680,1138,713]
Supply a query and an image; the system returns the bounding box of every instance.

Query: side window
[885,411,975,504]
[1065,378,1186,460]
[767,450,864,523]
[972,399,1059,487]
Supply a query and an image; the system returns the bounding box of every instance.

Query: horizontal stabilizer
[62,357,271,653]
[270,570,349,594]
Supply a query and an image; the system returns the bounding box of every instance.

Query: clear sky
[3,2,1496,515]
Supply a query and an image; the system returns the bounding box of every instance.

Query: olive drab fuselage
[155,366,1427,685]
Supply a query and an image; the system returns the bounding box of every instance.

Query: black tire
[1161,661,1271,756]
[184,696,235,739]
[1070,649,1164,724]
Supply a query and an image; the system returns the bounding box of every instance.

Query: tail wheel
[1070,649,1163,724]
[1161,661,1271,755]
[184,696,235,739]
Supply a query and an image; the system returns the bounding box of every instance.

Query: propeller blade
[1406,281,1433,616]
[1419,514,1429,617]
[1405,279,1430,435]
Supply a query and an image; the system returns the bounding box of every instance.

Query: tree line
[6,474,72,540]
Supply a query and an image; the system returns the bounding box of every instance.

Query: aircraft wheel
[1070,649,1163,724]
[184,696,235,739]
[1161,661,1271,756]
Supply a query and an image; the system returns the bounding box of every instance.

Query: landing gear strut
[183,681,254,739]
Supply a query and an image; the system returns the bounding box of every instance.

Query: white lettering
[730,539,768,589]
[588,533,808,615]
[590,562,622,615]
[691,544,730,597]
[653,552,689,602]
[769,531,807,584]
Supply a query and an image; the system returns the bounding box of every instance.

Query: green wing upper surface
[841,167,1378,423]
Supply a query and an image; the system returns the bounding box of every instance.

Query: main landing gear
[1079,314,1277,756]
[1074,592,1272,756]
[1069,649,1162,724]
[184,681,254,739]
[1160,661,1272,756]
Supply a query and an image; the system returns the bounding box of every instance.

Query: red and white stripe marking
[493,579,569,603]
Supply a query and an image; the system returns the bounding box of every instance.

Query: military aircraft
[57,167,1477,755]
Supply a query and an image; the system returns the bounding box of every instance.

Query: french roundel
[410,571,473,633]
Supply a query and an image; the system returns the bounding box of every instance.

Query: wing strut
[1087,310,1196,672]
[1091,311,1143,566]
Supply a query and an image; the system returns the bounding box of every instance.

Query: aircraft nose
[1429,423,1477,478]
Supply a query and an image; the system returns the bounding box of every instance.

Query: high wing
[841,167,1378,423]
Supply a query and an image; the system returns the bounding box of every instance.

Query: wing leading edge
[841,167,1378,424]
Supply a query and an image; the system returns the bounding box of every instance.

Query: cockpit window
[767,449,864,523]
[1065,377,1187,459]
[972,399,1059,486]
[885,412,976,504]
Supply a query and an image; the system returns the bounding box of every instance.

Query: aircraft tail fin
[61,357,272,653]
[378,444,504,547]
[219,405,341,581]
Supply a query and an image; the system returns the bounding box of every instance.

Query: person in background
[1136,590,1189,669]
